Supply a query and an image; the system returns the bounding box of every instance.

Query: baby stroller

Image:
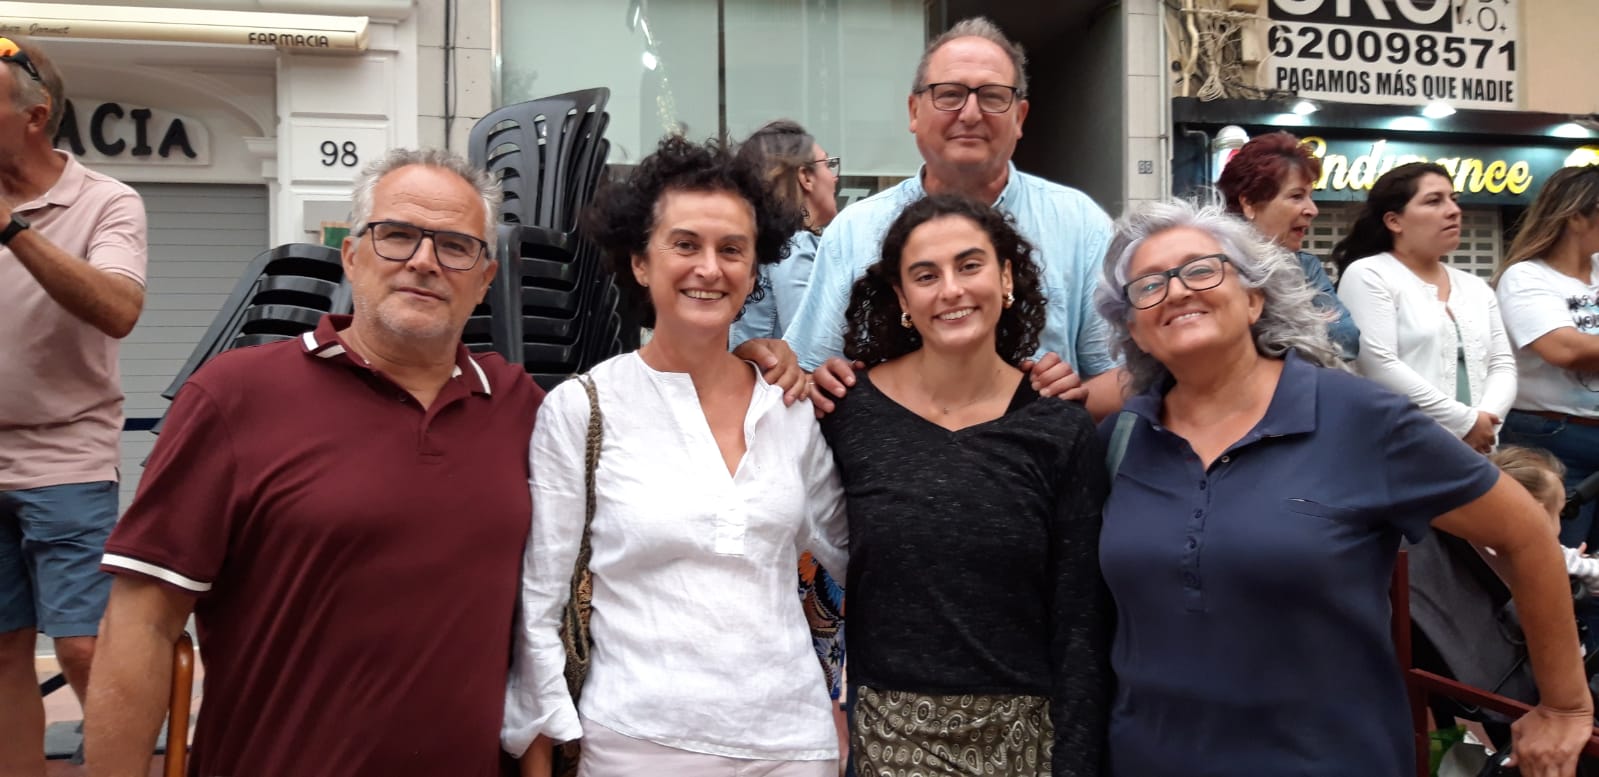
[1406,469,1599,774]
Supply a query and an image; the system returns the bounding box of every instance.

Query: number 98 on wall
[319,141,360,168]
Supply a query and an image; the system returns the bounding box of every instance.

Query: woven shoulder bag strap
[560,374,603,704]
[577,373,603,552]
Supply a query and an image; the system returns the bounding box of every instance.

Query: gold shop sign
[1300,136,1534,197]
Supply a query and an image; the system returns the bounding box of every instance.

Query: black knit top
[819,370,1112,776]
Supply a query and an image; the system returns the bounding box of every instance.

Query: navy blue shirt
[1099,351,1499,776]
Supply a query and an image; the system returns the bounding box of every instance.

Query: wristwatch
[0,213,29,245]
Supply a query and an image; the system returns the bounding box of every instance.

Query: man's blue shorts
[0,481,118,637]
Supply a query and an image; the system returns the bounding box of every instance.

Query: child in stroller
[1408,446,1599,762]
[1494,447,1599,606]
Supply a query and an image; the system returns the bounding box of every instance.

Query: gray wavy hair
[1094,199,1344,394]
[349,147,503,259]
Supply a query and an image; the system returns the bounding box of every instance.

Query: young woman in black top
[820,194,1110,777]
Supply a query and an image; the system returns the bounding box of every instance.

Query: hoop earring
[899,312,913,329]
[1004,291,1015,308]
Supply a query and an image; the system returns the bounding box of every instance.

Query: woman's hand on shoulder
[810,357,860,419]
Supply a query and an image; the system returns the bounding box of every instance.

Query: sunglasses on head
[0,37,44,85]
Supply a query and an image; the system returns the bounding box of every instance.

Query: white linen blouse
[501,352,848,762]
[1337,252,1517,439]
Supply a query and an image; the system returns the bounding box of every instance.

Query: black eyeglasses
[0,38,43,85]
[916,82,1024,114]
[357,220,489,271]
[809,156,841,175]
[1123,254,1231,310]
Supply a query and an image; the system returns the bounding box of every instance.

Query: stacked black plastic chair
[154,243,349,432]
[469,88,635,390]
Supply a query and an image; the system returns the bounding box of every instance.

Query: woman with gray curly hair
[1092,199,1590,777]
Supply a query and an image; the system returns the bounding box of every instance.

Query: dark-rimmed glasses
[0,38,43,85]
[357,220,489,271]
[810,156,841,175]
[916,82,1023,114]
[1122,254,1231,310]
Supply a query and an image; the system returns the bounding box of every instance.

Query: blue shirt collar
[1123,350,1321,440]
[905,161,1021,209]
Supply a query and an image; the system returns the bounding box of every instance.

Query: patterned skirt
[798,551,845,699]
[852,686,1053,777]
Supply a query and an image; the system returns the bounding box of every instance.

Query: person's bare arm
[1526,327,1599,374]
[1433,475,1593,776]
[84,576,196,777]
[6,225,144,338]
[1018,353,1126,422]
[516,736,554,777]
[1080,368,1125,422]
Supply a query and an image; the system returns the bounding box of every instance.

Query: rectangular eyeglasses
[1122,254,1231,310]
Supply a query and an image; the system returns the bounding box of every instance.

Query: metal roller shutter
[1304,202,1503,283]
[117,183,270,511]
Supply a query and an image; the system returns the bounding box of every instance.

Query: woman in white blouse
[502,136,848,776]
[1494,165,1599,547]
[1332,162,1516,453]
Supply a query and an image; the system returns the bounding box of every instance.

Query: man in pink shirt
[0,37,148,776]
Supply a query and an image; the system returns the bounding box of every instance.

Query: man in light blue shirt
[789,17,1123,418]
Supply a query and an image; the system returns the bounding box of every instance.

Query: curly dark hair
[843,194,1047,367]
[582,134,804,328]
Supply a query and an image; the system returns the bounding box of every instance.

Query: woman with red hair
[1218,131,1360,358]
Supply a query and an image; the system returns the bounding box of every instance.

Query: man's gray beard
[355,294,456,343]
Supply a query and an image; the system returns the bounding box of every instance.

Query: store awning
[0,2,369,52]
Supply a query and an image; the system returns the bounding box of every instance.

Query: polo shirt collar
[15,151,85,213]
[300,314,493,396]
[907,161,1021,209]
[1124,350,1320,440]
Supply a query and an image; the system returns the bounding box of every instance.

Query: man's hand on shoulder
[1021,354,1125,421]
[1021,351,1086,401]
[809,356,859,418]
[733,338,807,405]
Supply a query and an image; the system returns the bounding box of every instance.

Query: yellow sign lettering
[1348,140,1387,190]
[1300,137,1545,197]
[1482,161,1509,194]
[1455,159,1486,192]
[1507,162,1533,195]
[1323,154,1350,190]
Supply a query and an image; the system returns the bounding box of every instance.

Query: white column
[417,0,496,153]
[274,14,420,244]
[1124,0,1170,212]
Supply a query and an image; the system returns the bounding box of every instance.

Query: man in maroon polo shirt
[81,148,544,777]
